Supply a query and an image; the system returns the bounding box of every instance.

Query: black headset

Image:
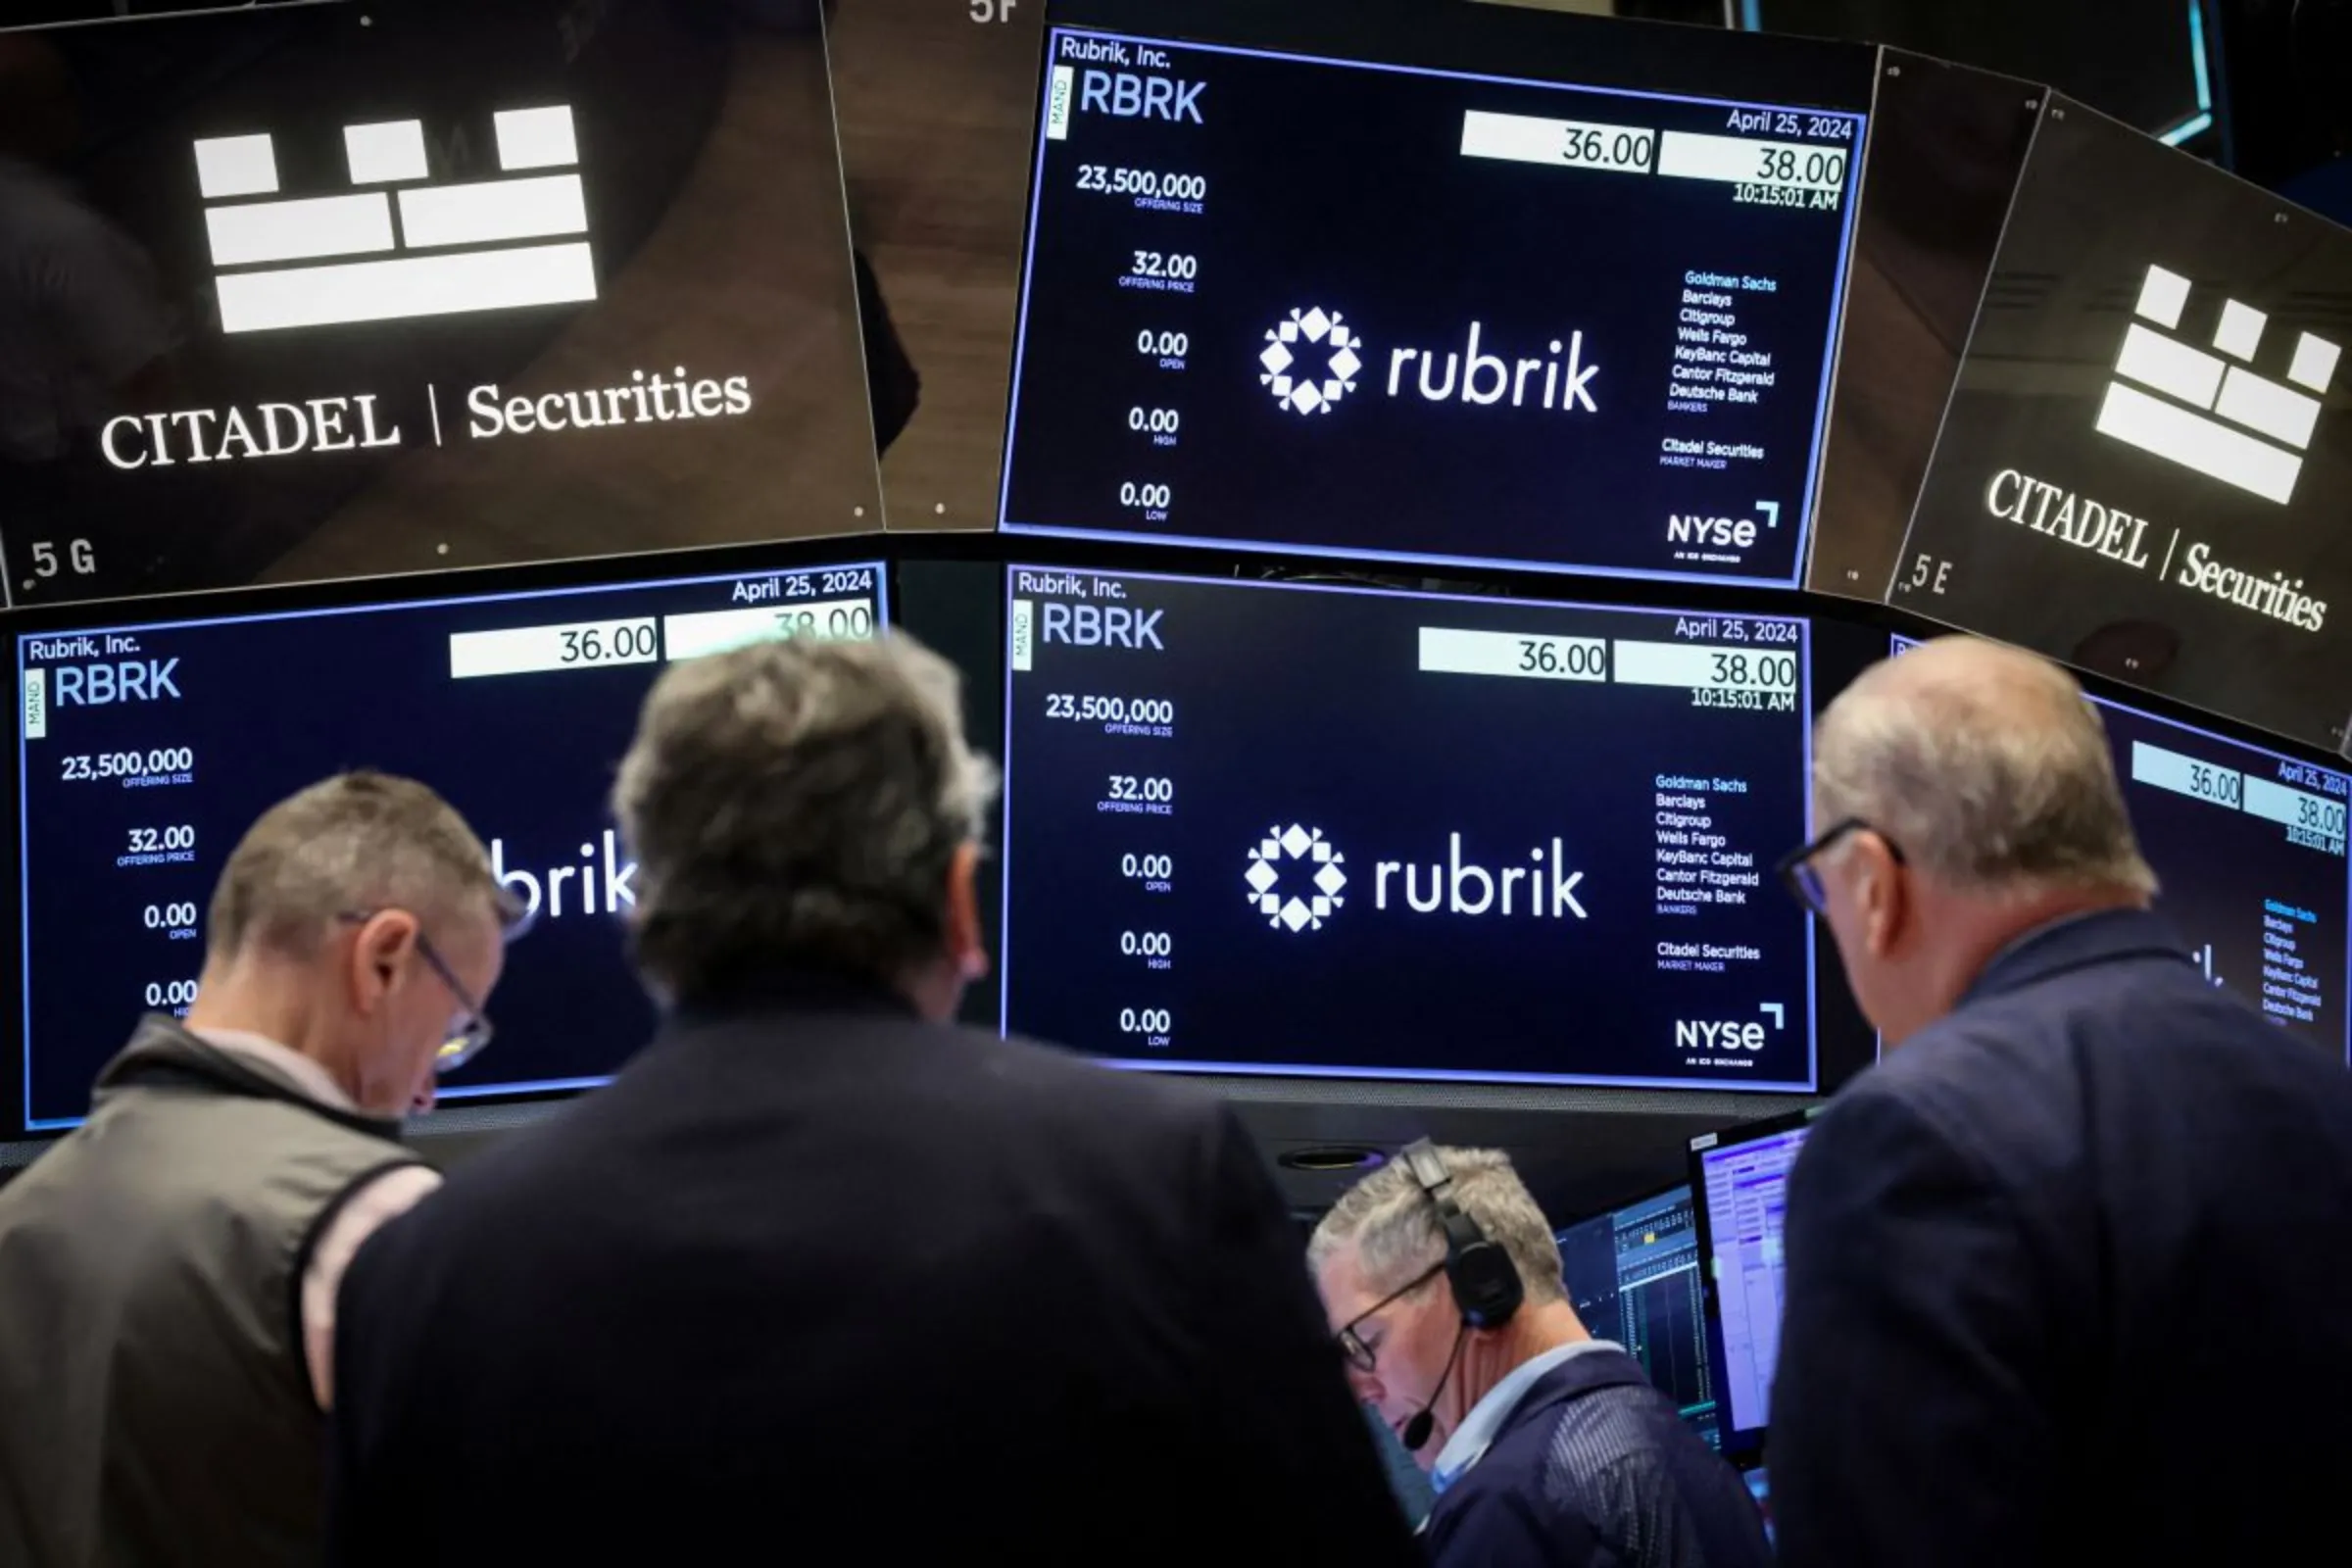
[1400,1139,1524,1329]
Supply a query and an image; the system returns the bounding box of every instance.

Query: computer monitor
[1000,564,1826,1090]
[1892,636,2351,1062]
[10,552,886,1133]
[1554,1183,1721,1447]
[1689,1104,1823,1457]
[998,0,1873,586]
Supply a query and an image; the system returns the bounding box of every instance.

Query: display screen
[1000,567,1820,1090]
[1555,1184,1720,1446]
[997,22,1867,585]
[828,0,1044,529]
[14,557,886,1130]
[1,0,880,607]
[1889,99,2352,754]
[1804,51,2041,600]
[1745,0,2211,143]
[1893,636,2351,1060]
[1691,1115,1811,1446]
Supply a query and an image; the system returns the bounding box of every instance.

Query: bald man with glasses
[1771,638,2352,1568]
[0,771,519,1568]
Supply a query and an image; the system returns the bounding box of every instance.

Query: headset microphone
[1399,1319,1469,1453]
[1394,1140,1526,1455]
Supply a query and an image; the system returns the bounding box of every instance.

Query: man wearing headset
[1312,1144,1770,1566]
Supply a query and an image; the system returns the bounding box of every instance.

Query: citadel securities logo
[1257,305,1601,418]
[2094,263,2340,505]
[191,106,596,335]
[1246,824,1348,931]
[1259,309,1364,415]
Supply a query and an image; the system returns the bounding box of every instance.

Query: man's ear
[944,842,989,982]
[345,909,420,1014]
[1855,834,1907,960]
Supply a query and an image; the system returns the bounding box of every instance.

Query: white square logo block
[193,134,279,200]
[345,121,428,185]
[2096,262,2339,506]
[494,107,579,172]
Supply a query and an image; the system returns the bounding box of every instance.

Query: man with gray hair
[1312,1142,1771,1567]
[323,632,1422,1568]
[0,771,514,1568]
[1772,636,2352,1568]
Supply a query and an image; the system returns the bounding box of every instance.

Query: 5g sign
[28,539,98,579]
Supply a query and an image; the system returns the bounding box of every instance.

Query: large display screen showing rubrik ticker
[997,25,1867,586]
[1000,568,1821,1090]
[15,559,885,1130]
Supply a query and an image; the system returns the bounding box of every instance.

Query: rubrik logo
[1259,309,1364,415]
[1258,306,1600,417]
[1246,825,1589,933]
[1246,823,1348,931]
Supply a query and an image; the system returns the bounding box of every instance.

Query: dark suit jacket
[1772,909,2352,1568]
[325,971,1422,1565]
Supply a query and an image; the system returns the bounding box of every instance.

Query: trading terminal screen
[998,23,1867,585]
[14,558,886,1130]
[1895,637,2351,1061]
[1000,566,1820,1090]
[1555,1184,1721,1447]
[1691,1114,1811,1448]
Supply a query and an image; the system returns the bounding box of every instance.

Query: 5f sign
[969,0,1017,20]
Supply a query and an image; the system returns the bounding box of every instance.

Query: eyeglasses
[1774,817,1907,915]
[1334,1259,1446,1374]
[337,910,495,1073]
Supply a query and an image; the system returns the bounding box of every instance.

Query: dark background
[1000,568,1820,1089]
[1803,50,2043,599]
[1000,24,1864,584]
[16,552,884,1126]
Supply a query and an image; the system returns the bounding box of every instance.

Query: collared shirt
[1430,1338,1626,1494]
[192,1029,442,1412]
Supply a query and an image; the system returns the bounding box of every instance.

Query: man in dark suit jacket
[324,634,1423,1567]
[1771,636,2352,1568]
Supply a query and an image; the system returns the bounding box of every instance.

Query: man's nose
[1346,1363,1382,1403]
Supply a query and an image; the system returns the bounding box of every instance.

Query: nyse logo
[2093,264,2340,505]
[192,106,595,335]
[1676,1004,1785,1052]
[1667,514,1756,549]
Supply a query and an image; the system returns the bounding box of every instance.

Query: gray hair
[611,631,998,1002]
[1814,636,2156,900]
[207,771,513,960]
[1307,1147,1564,1307]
